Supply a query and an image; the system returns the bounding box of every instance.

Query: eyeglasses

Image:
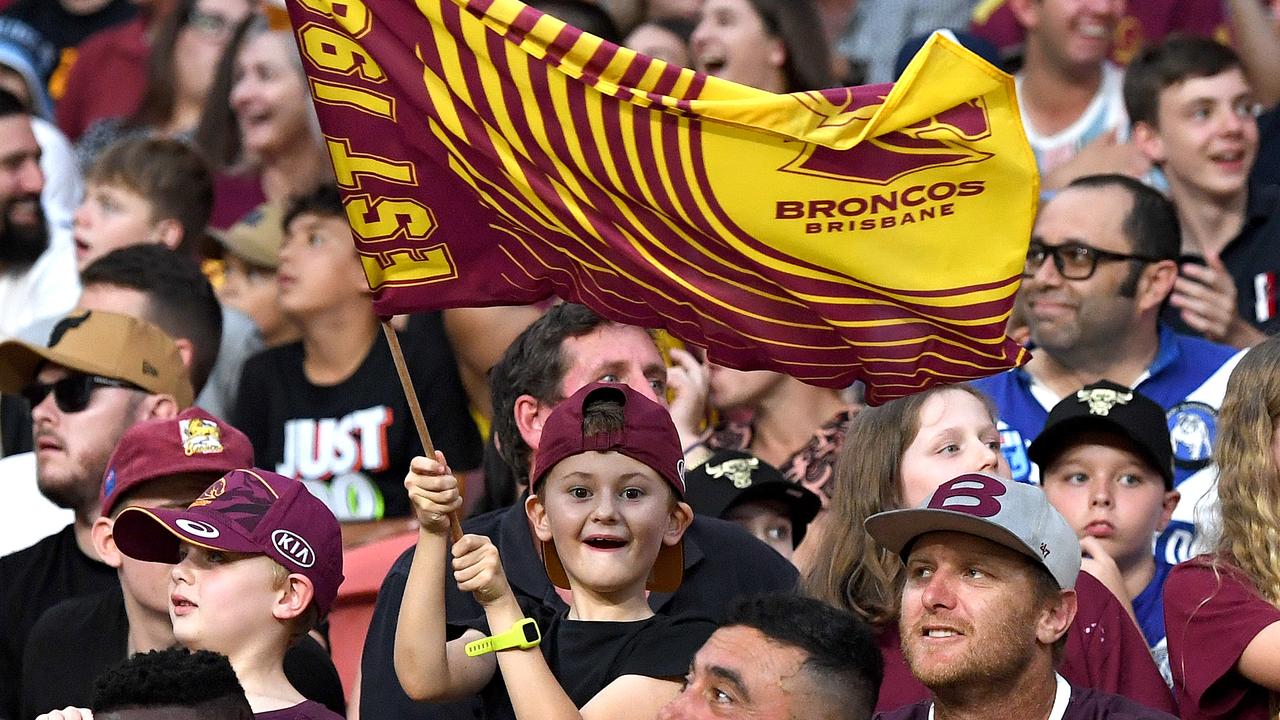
[1022,241,1159,280]
[21,374,146,414]
[186,8,235,38]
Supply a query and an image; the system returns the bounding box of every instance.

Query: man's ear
[135,393,180,421]
[273,573,316,621]
[514,394,550,452]
[1158,490,1181,531]
[151,218,185,251]
[526,493,553,542]
[1131,121,1166,165]
[1036,589,1077,646]
[664,501,694,547]
[1008,0,1039,29]
[1138,259,1179,313]
[91,516,123,569]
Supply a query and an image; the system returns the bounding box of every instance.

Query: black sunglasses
[21,374,146,413]
[1023,241,1160,281]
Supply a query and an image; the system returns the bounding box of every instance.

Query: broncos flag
[283,0,1037,403]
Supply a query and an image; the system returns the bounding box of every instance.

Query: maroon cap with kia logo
[112,468,344,617]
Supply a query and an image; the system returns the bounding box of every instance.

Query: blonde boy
[111,469,345,719]
[395,383,712,720]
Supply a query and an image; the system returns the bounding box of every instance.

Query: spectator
[359,303,799,720]
[867,473,1177,719]
[659,593,882,720]
[1033,380,1180,683]
[214,201,300,348]
[838,1,978,85]
[79,245,230,413]
[1004,0,1150,190]
[1126,37,1278,349]
[112,468,346,719]
[690,0,832,93]
[395,383,713,718]
[0,16,82,226]
[92,649,253,720]
[1164,336,1280,720]
[0,87,78,339]
[682,449,821,561]
[20,408,345,719]
[623,16,693,67]
[73,0,254,168]
[0,309,191,720]
[802,384,1175,714]
[2,0,135,56]
[231,185,483,543]
[194,13,331,229]
[975,174,1243,569]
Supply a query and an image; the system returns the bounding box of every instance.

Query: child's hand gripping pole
[382,318,463,542]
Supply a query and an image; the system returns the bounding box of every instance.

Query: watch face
[522,621,539,643]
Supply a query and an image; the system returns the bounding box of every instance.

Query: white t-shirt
[1016,63,1130,177]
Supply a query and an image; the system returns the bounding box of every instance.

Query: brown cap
[218,201,285,269]
[0,310,194,408]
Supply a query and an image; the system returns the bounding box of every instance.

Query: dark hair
[126,0,197,131]
[81,245,223,394]
[645,15,695,43]
[283,183,346,229]
[529,0,621,42]
[581,396,626,436]
[727,594,883,719]
[0,87,27,118]
[92,648,252,719]
[490,303,612,481]
[1123,35,1242,129]
[747,0,833,92]
[86,137,214,255]
[193,14,263,170]
[1066,174,1181,261]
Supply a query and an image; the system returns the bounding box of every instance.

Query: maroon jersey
[1164,557,1280,720]
[875,571,1175,714]
[969,0,1229,66]
[877,682,1177,719]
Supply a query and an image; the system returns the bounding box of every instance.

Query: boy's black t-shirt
[0,524,117,720]
[455,606,716,718]
[232,313,483,521]
[21,587,347,719]
[3,0,136,52]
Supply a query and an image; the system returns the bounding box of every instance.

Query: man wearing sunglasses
[973,173,1245,577]
[0,308,192,720]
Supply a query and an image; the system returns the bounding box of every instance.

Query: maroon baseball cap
[529,382,687,592]
[112,468,345,617]
[100,408,255,517]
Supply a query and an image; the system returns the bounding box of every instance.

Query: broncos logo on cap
[188,477,226,508]
[780,90,994,185]
[180,418,225,456]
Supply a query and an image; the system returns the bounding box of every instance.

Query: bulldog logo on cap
[705,457,758,489]
[1076,386,1132,416]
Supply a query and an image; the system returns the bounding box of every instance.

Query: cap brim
[1028,416,1172,487]
[543,540,684,593]
[113,506,261,563]
[864,507,1041,567]
[729,482,821,527]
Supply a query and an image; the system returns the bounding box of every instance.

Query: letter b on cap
[926,474,1005,518]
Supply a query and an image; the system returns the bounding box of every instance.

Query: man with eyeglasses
[973,173,1245,577]
[1126,36,1280,350]
[0,308,192,720]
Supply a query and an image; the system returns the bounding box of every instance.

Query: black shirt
[21,587,347,719]
[232,313,483,521]
[358,503,798,720]
[0,524,117,720]
[3,0,135,53]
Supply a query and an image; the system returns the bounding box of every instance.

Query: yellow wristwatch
[465,618,541,656]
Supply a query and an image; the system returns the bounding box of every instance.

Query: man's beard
[0,193,49,267]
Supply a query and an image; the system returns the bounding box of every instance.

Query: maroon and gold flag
[284,0,1037,403]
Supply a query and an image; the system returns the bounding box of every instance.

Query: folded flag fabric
[284,0,1037,403]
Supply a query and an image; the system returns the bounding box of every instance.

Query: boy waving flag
[284,0,1038,403]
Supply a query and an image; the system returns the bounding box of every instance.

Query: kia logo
[176,518,220,539]
[272,529,315,568]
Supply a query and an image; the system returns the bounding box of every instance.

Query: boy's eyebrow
[707,665,750,702]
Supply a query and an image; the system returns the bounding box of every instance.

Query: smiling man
[866,473,1176,720]
[1126,36,1280,349]
[974,174,1242,572]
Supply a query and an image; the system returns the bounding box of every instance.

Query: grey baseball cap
[865,472,1081,590]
